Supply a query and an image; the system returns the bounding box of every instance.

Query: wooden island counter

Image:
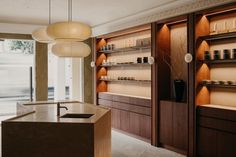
[2,101,111,157]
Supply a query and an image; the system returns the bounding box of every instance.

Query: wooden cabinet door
[111,108,121,129]
[120,110,130,132]
[160,101,173,145]
[217,131,236,157]
[173,102,188,151]
[197,127,217,157]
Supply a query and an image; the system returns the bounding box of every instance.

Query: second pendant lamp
[48,0,91,57]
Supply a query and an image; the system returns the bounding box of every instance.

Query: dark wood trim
[194,2,236,16]
[0,33,32,40]
[151,22,158,146]
[92,37,97,105]
[161,144,187,156]
[187,13,196,157]
[155,15,187,25]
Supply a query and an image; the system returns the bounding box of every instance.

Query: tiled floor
[112,131,185,157]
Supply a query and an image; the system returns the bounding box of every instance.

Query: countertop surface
[4,101,110,124]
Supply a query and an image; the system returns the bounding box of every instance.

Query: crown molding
[92,0,235,37]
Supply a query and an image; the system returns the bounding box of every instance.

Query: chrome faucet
[57,102,68,116]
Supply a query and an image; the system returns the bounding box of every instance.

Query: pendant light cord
[49,0,51,24]
[68,0,72,22]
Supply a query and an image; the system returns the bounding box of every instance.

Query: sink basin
[60,113,94,118]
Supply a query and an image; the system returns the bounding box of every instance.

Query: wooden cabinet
[98,92,151,140]
[154,15,189,155]
[197,105,236,157]
[194,4,236,157]
[159,101,188,154]
[94,25,152,142]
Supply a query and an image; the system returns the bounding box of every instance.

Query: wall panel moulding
[92,0,235,37]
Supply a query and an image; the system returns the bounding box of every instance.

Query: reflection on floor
[112,130,185,157]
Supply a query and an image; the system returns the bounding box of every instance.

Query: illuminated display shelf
[98,45,151,54]
[198,32,236,41]
[99,79,151,83]
[198,59,236,64]
[99,63,150,67]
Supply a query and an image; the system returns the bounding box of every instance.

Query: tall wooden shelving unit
[194,4,236,157]
[92,2,236,157]
[154,15,189,155]
[94,25,152,141]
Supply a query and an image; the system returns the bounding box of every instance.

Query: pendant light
[47,0,91,42]
[32,0,53,43]
[51,0,91,57]
[52,41,91,57]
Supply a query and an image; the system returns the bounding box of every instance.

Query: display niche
[156,16,188,155]
[195,6,236,108]
[195,5,236,157]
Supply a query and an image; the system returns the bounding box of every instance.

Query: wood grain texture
[35,42,48,101]
[195,14,210,106]
[197,105,236,157]
[173,102,188,151]
[98,92,151,140]
[187,13,196,157]
[159,100,188,154]
[111,108,121,129]
[2,122,94,157]
[157,24,171,100]
[151,22,158,146]
[195,15,210,40]
[0,33,32,40]
[159,100,173,145]
[94,110,111,157]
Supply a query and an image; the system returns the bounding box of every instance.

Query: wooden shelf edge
[98,45,151,54]
[198,59,236,64]
[198,31,236,41]
[99,63,150,67]
[201,83,236,88]
[99,79,151,83]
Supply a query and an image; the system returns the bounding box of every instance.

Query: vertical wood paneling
[35,42,48,101]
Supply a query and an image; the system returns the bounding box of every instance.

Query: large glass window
[0,39,34,117]
[48,49,70,100]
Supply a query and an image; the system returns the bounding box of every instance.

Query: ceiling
[0,0,180,27]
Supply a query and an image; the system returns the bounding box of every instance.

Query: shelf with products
[94,25,151,141]
[195,5,236,157]
[99,79,151,84]
[98,45,151,54]
[154,16,189,154]
[198,32,236,41]
[95,25,151,96]
[195,7,236,107]
[99,62,151,67]
[198,59,236,64]
[200,82,236,88]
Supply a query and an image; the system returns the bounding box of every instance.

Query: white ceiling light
[52,41,91,57]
